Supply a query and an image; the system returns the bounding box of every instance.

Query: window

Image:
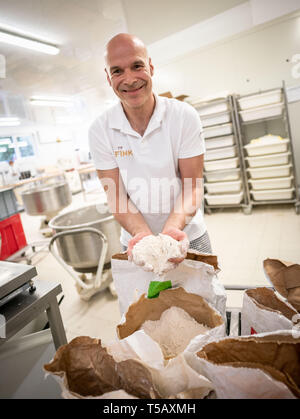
[17,135,35,158]
[0,137,16,163]
[0,134,36,163]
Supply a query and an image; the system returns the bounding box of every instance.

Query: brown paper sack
[110,287,224,398]
[264,259,300,312]
[105,340,214,399]
[44,335,214,399]
[117,287,225,352]
[241,287,299,335]
[185,332,300,399]
[44,336,160,399]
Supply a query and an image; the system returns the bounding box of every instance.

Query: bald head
[104,33,154,110]
[104,33,149,69]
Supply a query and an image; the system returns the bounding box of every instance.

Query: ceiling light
[0,117,21,126]
[30,96,74,107]
[0,138,12,145]
[30,100,71,107]
[0,29,59,55]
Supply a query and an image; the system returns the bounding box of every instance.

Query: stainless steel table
[0,278,67,350]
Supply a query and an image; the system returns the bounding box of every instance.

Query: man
[89,33,212,266]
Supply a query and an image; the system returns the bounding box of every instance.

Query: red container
[0,213,27,260]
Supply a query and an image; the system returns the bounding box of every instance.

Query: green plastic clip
[147,280,172,299]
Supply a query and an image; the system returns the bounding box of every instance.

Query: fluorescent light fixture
[0,29,59,55]
[0,138,11,145]
[0,117,21,126]
[30,96,74,107]
[30,100,71,107]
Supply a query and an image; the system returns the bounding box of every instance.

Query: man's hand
[161,227,189,264]
[127,232,152,263]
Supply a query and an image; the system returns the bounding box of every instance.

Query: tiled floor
[19,193,300,344]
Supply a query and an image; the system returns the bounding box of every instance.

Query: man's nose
[122,69,138,86]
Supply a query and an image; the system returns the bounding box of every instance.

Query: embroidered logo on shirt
[114,149,133,158]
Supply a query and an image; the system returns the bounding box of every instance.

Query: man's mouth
[122,85,144,93]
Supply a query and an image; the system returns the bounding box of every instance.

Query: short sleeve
[88,119,118,170]
[178,103,205,159]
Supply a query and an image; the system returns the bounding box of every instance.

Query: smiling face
[105,34,154,111]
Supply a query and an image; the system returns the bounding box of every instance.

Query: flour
[132,234,185,275]
[140,306,210,359]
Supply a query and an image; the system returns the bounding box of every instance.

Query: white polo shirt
[88,94,207,247]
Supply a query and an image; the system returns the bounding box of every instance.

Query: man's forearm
[162,197,195,232]
[97,169,152,237]
[112,196,152,236]
[162,180,203,233]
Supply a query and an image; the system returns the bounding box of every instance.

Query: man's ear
[149,58,154,77]
[105,68,112,86]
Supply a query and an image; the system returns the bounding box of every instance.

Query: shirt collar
[107,93,166,138]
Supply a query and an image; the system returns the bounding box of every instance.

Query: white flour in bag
[140,306,210,359]
[132,234,185,275]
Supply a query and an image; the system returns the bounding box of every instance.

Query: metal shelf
[192,96,228,109]
[205,203,247,209]
[198,85,300,214]
[201,109,232,120]
[234,81,300,214]
[250,199,297,205]
[202,95,249,213]
[204,167,240,175]
[204,201,251,215]
[240,113,285,125]
[237,87,282,99]
[205,200,247,206]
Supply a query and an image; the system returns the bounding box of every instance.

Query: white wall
[153,13,300,96]
[152,13,300,184]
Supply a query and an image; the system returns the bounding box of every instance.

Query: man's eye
[112,69,121,75]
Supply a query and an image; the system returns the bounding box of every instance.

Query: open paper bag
[264,258,300,312]
[116,287,225,360]
[241,287,299,335]
[106,339,214,399]
[44,336,159,399]
[44,334,214,399]
[108,287,225,398]
[111,250,226,317]
[43,288,224,399]
[185,331,300,399]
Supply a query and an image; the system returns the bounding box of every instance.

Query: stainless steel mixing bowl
[48,203,121,271]
[21,182,72,217]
